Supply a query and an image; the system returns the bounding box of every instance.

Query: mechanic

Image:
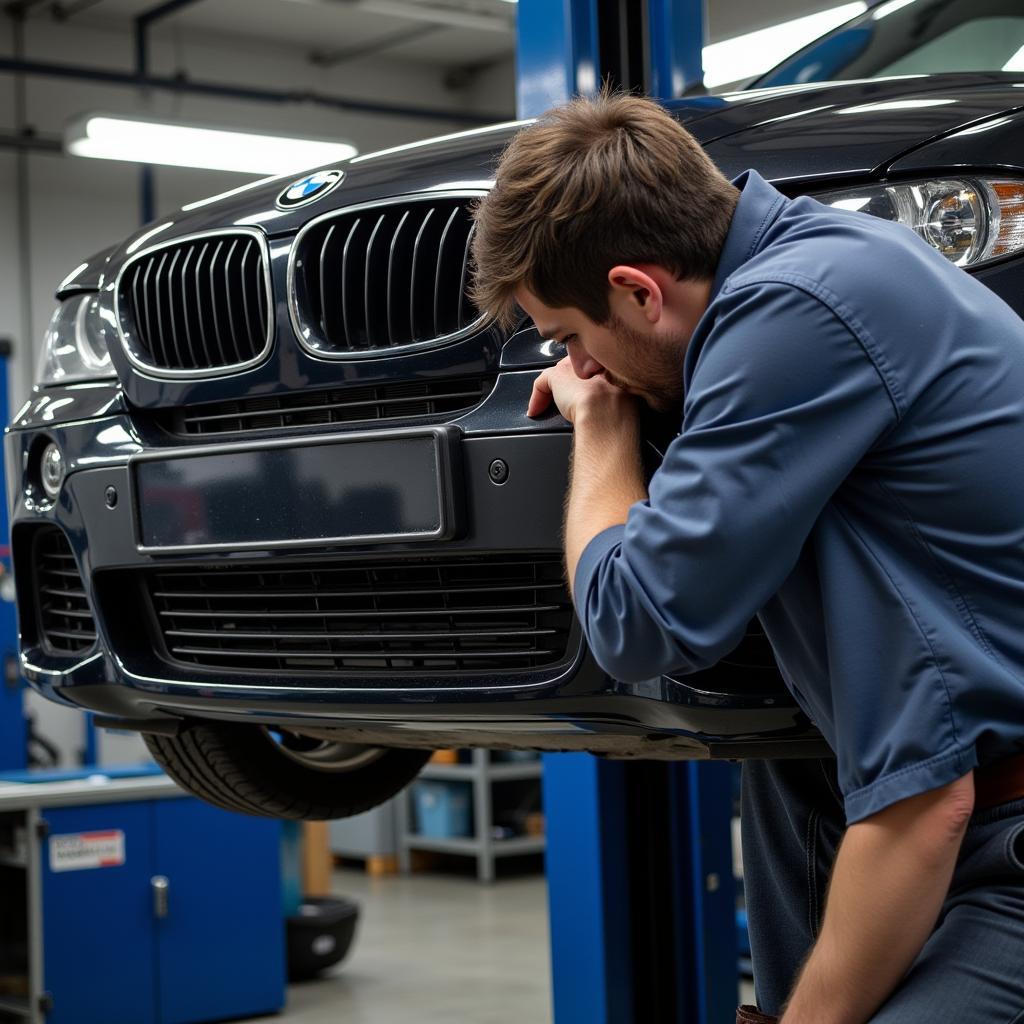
[470,92,1024,1024]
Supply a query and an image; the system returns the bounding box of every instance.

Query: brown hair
[470,90,739,330]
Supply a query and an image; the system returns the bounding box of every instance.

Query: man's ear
[607,265,663,325]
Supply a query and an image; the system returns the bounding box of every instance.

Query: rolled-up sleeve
[573,278,900,683]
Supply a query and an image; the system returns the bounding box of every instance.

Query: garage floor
[245,867,553,1023]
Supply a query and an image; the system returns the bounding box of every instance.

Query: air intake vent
[147,554,574,675]
[290,194,482,357]
[33,527,97,655]
[117,230,272,375]
[164,374,495,437]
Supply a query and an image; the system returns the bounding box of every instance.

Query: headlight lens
[37,294,116,386]
[814,177,1024,269]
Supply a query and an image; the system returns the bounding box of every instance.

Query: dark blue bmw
[8,0,1024,818]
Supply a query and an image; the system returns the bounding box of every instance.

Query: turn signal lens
[815,177,1024,269]
[988,181,1024,259]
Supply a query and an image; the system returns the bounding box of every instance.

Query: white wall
[0,10,515,409]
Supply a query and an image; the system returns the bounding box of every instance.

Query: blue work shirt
[575,169,1024,824]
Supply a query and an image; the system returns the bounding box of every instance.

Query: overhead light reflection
[872,0,917,20]
[838,98,956,113]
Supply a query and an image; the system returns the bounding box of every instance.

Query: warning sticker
[48,830,126,872]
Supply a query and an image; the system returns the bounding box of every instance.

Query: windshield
[754,0,1024,88]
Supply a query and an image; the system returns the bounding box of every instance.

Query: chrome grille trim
[114,227,274,379]
[288,190,488,360]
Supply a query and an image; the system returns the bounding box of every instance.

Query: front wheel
[144,721,431,820]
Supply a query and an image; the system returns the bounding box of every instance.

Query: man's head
[471,91,739,411]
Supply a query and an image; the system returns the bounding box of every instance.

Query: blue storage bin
[413,780,472,838]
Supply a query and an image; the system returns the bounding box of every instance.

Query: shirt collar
[681,171,788,399]
[709,169,788,303]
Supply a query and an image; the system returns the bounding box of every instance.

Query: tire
[144,721,432,820]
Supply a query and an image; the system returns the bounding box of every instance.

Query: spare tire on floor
[144,720,431,820]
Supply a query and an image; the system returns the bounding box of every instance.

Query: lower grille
[34,528,97,655]
[162,375,496,437]
[147,554,575,674]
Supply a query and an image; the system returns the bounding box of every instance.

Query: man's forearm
[781,773,975,1024]
[565,401,647,596]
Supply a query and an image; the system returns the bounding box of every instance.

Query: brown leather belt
[974,751,1024,812]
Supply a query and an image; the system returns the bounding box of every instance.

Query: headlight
[814,177,1024,269]
[37,294,116,386]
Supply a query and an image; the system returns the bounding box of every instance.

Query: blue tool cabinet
[0,769,285,1023]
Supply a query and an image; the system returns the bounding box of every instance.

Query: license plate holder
[131,425,462,553]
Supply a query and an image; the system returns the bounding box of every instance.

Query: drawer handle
[151,875,169,919]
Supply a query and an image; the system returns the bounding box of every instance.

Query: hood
[111,73,1024,258]
[694,73,1024,184]
[54,245,115,297]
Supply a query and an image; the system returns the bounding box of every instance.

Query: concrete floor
[249,866,553,1023]
[246,864,754,1022]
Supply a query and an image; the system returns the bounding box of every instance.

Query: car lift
[516,3,740,1022]
[0,340,28,772]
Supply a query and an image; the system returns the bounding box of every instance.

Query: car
[8,0,1024,819]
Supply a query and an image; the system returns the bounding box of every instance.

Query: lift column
[0,339,27,772]
[516,3,739,1021]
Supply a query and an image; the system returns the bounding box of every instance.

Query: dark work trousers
[740,759,1024,1023]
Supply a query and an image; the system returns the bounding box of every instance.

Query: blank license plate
[132,427,460,552]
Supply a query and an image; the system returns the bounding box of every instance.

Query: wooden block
[302,821,333,897]
[409,849,440,872]
[365,854,399,877]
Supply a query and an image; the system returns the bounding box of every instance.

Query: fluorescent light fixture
[702,2,868,89]
[65,114,358,175]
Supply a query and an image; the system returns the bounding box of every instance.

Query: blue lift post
[0,339,27,772]
[517,3,740,1021]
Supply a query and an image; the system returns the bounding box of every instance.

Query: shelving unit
[397,749,545,882]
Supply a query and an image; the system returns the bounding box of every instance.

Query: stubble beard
[604,313,687,413]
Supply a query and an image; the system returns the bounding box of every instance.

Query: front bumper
[6,377,824,759]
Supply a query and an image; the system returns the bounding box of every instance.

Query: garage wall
[0,12,514,409]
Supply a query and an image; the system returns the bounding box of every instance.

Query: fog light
[40,442,64,499]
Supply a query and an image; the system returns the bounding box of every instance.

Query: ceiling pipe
[0,129,61,151]
[310,22,442,67]
[0,55,503,121]
[0,55,500,120]
[283,0,514,34]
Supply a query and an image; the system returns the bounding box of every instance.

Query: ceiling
[23,0,848,72]
[37,0,519,68]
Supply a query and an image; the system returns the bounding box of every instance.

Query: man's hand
[529,356,647,594]
[528,356,634,422]
[780,772,975,1024]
